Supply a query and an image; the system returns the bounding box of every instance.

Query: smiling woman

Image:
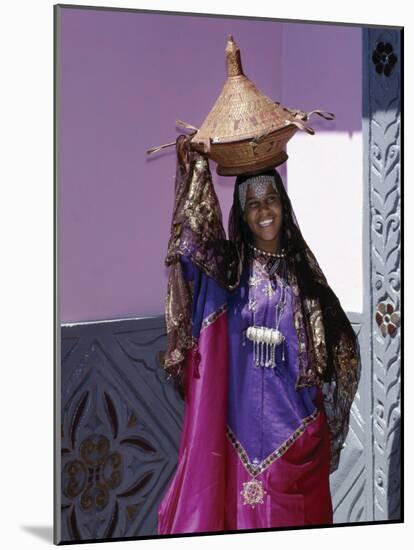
[240,174,284,254]
[153,33,361,536]
[157,136,361,534]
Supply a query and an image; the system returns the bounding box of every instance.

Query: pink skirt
[158,311,333,534]
[224,403,333,530]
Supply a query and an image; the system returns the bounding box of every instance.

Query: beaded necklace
[248,242,286,259]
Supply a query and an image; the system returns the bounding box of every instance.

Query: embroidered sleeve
[165,135,239,287]
[163,135,239,390]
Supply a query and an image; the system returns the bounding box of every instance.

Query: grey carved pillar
[363,27,402,521]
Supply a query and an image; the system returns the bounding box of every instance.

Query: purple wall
[58,8,361,323]
[58,8,284,322]
[281,23,361,134]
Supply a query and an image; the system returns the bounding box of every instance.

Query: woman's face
[243,182,283,252]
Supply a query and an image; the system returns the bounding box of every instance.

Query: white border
[0,1,410,548]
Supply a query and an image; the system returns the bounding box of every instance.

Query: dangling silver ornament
[246,326,284,368]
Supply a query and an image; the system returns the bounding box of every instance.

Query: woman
[158,134,361,534]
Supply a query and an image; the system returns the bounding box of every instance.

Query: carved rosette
[366,28,401,521]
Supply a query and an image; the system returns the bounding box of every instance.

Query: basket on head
[146,35,335,174]
[189,35,335,176]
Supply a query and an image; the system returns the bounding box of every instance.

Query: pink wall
[58,8,361,323]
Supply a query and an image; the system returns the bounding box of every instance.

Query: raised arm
[163,134,239,393]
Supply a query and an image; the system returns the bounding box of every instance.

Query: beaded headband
[238,174,279,211]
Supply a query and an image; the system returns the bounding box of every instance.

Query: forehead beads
[238,174,279,211]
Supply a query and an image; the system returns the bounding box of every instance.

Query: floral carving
[63,434,123,512]
[61,382,159,540]
[375,302,400,337]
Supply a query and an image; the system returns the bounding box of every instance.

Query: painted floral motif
[372,42,398,77]
[376,301,400,337]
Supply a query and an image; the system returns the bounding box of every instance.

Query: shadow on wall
[388,414,401,520]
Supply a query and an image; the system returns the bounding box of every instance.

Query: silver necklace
[246,257,287,368]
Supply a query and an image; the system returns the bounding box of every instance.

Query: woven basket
[146,35,334,174]
[189,35,334,176]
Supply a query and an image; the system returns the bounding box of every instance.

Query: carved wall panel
[60,318,184,542]
[363,27,402,521]
[323,28,401,525]
[330,316,368,523]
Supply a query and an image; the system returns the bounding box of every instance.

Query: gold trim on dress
[200,304,228,332]
[226,408,320,477]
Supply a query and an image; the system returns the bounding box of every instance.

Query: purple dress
[227,256,318,467]
[158,254,333,533]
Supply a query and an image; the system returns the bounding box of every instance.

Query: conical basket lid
[146,35,334,176]
[192,35,295,145]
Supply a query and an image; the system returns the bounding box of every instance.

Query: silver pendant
[246,326,284,368]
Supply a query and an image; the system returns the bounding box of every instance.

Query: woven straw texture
[145,35,334,176]
[190,35,310,175]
